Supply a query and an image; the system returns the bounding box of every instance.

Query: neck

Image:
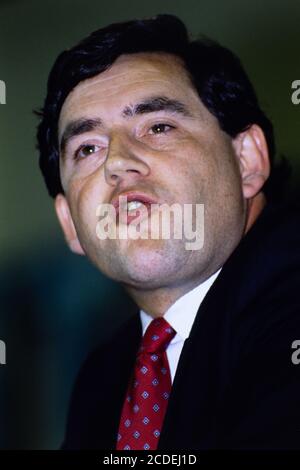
[244,191,267,234]
[124,271,214,318]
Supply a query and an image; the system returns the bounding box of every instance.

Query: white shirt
[140,268,222,382]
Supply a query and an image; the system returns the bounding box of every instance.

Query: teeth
[127,200,143,211]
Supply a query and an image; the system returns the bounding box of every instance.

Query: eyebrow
[59,95,193,153]
[122,96,193,118]
[60,118,102,153]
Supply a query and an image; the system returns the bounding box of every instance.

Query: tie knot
[139,317,176,354]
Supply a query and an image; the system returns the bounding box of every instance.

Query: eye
[148,123,175,135]
[74,144,101,160]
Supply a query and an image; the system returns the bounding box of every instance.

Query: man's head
[36,15,274,306]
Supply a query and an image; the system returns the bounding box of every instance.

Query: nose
[104,132,150,186]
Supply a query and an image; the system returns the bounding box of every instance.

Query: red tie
[116,317,176,450]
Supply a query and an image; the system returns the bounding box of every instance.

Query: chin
[115,239,189,288]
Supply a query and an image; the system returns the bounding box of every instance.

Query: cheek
[68,177,106,241]
[200,135,241,189]
[178,135,243,207]
[163,138,217,198]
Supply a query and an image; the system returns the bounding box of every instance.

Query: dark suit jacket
[62,201,300,450]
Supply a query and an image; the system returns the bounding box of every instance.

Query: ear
[54,194,85,256]
[232,124,270,199]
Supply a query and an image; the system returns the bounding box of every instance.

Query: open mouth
[111,192,159,225]
[118,199,156,225]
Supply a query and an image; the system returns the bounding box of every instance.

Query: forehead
[58,52,204,133]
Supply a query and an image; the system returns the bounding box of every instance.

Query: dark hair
[36,14,290,200]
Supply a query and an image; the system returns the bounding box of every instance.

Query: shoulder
[238,200,300,268]
[200,200,300,363]
[218,201,300,311]
[61,313,141,449]
[73,312,141,385]
[215,202,300,448]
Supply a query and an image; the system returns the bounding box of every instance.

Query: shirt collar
[140,268,222,343]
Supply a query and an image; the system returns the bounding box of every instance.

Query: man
[36,14,300,450]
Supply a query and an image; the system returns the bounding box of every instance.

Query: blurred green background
[0,0,299,449]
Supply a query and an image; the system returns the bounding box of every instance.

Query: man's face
[57,52,247,290]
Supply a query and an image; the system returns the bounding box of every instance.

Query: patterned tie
[116,317,176,450]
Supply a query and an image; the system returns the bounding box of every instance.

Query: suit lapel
[90,311,142,449]
[157,271,232,449]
